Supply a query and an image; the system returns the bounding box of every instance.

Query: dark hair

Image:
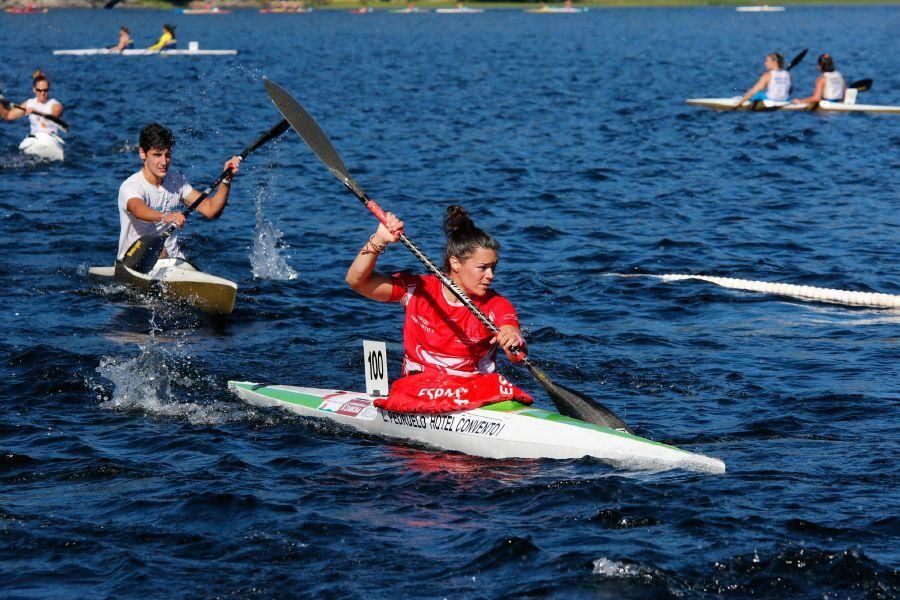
[818,53,835,72]
[32,69,47,87]
[767,52,785,69]
[443,205,499,272]
[139,123,175,151]
[121,26,130,33]
[163,24,176,35]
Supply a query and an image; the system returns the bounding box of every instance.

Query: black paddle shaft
[264,78,632,431]
[1,100,69,130]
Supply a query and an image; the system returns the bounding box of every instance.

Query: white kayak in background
[88,258,237,315]
[735,5,785,11]
[54,42,237,56]
[228,381,726,474]
[525,6,588,12]
[686,97,900,114]
[19,132,64,161]
[435,6,484,13]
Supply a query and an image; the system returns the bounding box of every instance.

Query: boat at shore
[525,5,588,13]
[735,5,785,11]
[54,44,237,56]
[435,6,484,13]
[179,7,232,13]
[228,381,726,474]
[19,132,64,161]
[89,258,237,315]
[686,97,900,114]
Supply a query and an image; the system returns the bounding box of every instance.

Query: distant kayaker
[737,52,792,105]
[1,70,64,138]
[112,26,133,52]
[117,123,241,262]
[792,53,846,104]
[148,24,176,52]
[346,205,527,377]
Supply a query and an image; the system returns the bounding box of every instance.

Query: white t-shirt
[117,170,194,260]
[24,98,62,136]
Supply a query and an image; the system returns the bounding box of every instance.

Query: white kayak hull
[735,5,785,11]
[525,7,588,12]
[19,132,64,161]
[53,47,237,56]
[89,258,237,315]
[686,97,900,114]
[435,7,484,13]
[228,381,726,474]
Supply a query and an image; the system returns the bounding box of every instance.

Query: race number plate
[363,340,389,397]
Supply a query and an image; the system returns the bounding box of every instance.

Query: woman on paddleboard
[737,52,792,105]
[346,205,527,377]
[1,70,64,139]
[792,54,846,105]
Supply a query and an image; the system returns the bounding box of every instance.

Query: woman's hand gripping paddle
[263,78,632,433]
[122,120,290,274]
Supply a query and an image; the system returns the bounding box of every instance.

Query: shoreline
[6,0,900,9]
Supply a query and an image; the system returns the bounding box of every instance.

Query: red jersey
[389,273,520,376]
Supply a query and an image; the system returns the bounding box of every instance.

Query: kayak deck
[228,381,726,474]
[686,97,900,114]
[89,258,237,315]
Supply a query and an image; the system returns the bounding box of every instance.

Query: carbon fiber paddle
[122,119,290,274]
[264,78,631,432]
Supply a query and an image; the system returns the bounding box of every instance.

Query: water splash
[94,334,231,425]
[250,189,299,281]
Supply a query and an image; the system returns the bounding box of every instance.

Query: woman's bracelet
[360,234,386,256]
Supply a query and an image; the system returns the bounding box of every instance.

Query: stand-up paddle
[122,119,290,274]
[263,78,632,433]
[0,100,69,130]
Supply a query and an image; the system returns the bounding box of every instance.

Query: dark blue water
[2,7,899,598]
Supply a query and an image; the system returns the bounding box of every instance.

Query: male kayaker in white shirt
[117,123,241,263]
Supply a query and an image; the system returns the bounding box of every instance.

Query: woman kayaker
[737,52,792,105]
[792,53,846,105]
[148,24,176,52]
[2,70,64,138]
[346,205,527,377]
[112,26,133,52]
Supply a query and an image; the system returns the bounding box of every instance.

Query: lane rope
[607,273,900,308]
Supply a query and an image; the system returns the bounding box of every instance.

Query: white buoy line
[606,273,900,309]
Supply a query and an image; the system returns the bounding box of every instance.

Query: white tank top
[24,98,62,136]
[822,71,845,101]
[766,69,791,101]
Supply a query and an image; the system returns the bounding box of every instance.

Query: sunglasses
[35,88,50,93]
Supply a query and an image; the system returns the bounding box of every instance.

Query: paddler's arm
[1,101,26,121]
[738,72,770,105]
[792,75,825,104]
[126,197,186,227]
[345,213,404,302]
[188,156,241,219]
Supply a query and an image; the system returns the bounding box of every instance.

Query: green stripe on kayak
[232,382,323,409]
[485,402,690,454]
